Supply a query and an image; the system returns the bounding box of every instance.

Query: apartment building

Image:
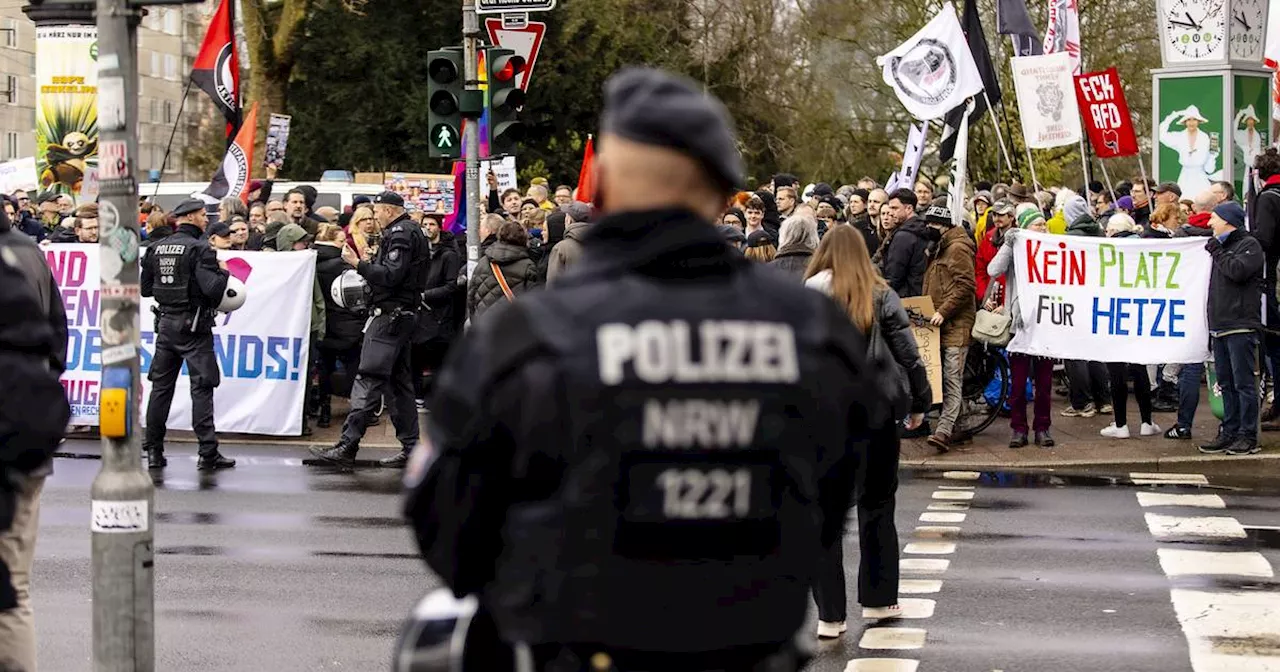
[0,1,219,184]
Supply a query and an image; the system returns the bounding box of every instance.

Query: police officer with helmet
[310,191,429,469]
[141,198,236,470]
[402,68,878,672]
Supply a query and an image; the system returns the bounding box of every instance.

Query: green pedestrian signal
[427,49,464,159]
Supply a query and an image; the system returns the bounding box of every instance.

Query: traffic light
[427,49,463,159]
[486,47,526,156]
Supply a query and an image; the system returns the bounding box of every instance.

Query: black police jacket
[356,214,429,311]
[141,223,230,318]
[404,208,878,655]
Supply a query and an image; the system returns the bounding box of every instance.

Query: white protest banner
[0,157,39,194]
[481,156,518,199]
[1008,231,1210,364]
[1010,52,1082,149]
[52,245,314,435]
[877,4,985,121]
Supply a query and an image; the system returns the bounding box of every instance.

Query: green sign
[1156,74,1224,198]
[1232,73,1270,198]
[431,124,459,151]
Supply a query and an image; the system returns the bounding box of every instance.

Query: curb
[900,452,1280,470]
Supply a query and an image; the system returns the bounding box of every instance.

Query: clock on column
[1228,0,1268,64]
[1158,0,1227,65]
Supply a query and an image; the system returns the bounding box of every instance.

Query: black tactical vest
[148,239,193,310]
[486,264,867,654]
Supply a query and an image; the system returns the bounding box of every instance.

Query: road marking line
[931,491,975,501]
[920,512,966,523]
[1145,513,1247,540]
[893,598,936,619]
[844,660,920,672]
[901,558,950,574]
[942,471,981,480]
[936,485,975,490]
[927,502,970,511]
[1170,589,1280,667]
[1136,493,1227,509]
[858,627,927,650]
[1157,549,1275,578]
[904,542,956,555]
[899,579,943,594]
[1130,472,1209,485]
[914,526,961,539]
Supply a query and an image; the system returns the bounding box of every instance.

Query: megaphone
[218,277,248,313]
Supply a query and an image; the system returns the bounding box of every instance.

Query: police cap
[600,67,743,193]
[172,199,205,217]
[373,191,405,208]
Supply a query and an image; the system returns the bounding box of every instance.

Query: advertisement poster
[35,25,98,201]
[383,172,455,214]
[1232,73,1270,198]
[54,245,314,436]
[264,113,291,170]
[1156,75,1224,197]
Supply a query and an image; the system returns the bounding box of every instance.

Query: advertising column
[35,24,98,201]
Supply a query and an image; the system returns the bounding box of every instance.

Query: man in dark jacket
[404,67,876,671]
[1200,201,1264,456]
[313,234,363,429]
[0,206,69,671]
[412,215,461,413]
[880,188,929,297]
[1248,149,1280,425]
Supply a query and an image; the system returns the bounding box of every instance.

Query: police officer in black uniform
[310,191,429,469]
[141,199,236,470]
[403,68,879,672]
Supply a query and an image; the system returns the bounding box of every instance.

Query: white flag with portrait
[877,3,986,121]
[1010,52,1082,149]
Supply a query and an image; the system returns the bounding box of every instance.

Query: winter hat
[746,229,774,247]
[813,182,835,198]
[852,188,870,203]
[1116,195,1135,213]
[1213,201,1246,228]
[1017,207,1046,229]
[275,223,312,251]
[923,204,954,226]
[1062,195,1091,224]
[723,207,747,227]
[564,201,592,223]
[1106,212,1140,235]
[973,190,993,206]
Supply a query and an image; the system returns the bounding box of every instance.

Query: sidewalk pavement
[104,387,1278,471]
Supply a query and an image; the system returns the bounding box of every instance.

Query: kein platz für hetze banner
[1009,231,1211,365]
[52,244,315,435]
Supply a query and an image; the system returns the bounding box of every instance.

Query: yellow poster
[36,25,98,199]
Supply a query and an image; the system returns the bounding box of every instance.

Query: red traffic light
[491,55,526,83]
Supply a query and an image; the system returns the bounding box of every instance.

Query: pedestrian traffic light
[427,49,464,159]
[486,47,526,156]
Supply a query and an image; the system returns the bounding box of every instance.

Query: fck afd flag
[203,103,258,202]
[877,4,985,121]
[192,0,241,139]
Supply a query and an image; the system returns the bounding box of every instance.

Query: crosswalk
[808,470,1280,672]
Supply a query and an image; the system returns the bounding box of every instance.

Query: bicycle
[901,308,1009,440]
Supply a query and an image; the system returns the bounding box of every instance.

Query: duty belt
[372,305,415,318]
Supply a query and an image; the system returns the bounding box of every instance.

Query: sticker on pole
[99,140,128,180]
[476,0,554,14]
[484,19,546,91]
[91,499,149,533]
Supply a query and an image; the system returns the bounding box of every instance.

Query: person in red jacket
[974,199,1016,304]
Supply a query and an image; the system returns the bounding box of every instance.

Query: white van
[139,180,385,213]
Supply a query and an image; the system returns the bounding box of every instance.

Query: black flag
[939,0,1002,162]
[997,0,1044,56]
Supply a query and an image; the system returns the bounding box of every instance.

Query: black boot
[197,453,236,470]
[317,404,331,429]
[379,449,411,468]
[309,442,358,468]
[145,446,167,469]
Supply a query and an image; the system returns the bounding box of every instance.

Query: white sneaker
[816,620,847,638]
[862,605,902,619]
[1100,423,1131,439]
[1140,422,1161,436]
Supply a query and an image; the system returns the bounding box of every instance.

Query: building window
[3,20,17,48]
[165,54,177,80]
[163,100,174,124]
[164,9,181,35]
[150,51,160,77]
[149,97,159,123]
[3,75,15,105]
[5,132,18,160]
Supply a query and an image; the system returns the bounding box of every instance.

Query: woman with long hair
[345,204,378,262]
[803,225,932,638]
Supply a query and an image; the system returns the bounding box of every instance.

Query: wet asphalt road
[33,441,1280,671]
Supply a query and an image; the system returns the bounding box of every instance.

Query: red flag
[1073,68,1138,159]
[203,103,258,203]
[575,135,595,203]
[192,0,241,139]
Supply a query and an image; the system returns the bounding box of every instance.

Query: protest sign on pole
[1008,231,1211,364]
[877,3,985,121]
[264,113,292,170]
[1074,68,1139,159]
[53,245,315,436]
[1010,52,1082,149]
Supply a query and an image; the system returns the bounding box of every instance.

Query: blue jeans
[1176,362,1205,429]
[1212,332,1259,441]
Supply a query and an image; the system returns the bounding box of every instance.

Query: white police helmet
[218,277,248,313]
[331,269,370,310]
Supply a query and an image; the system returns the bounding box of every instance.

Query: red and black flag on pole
[192,0,241,140]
